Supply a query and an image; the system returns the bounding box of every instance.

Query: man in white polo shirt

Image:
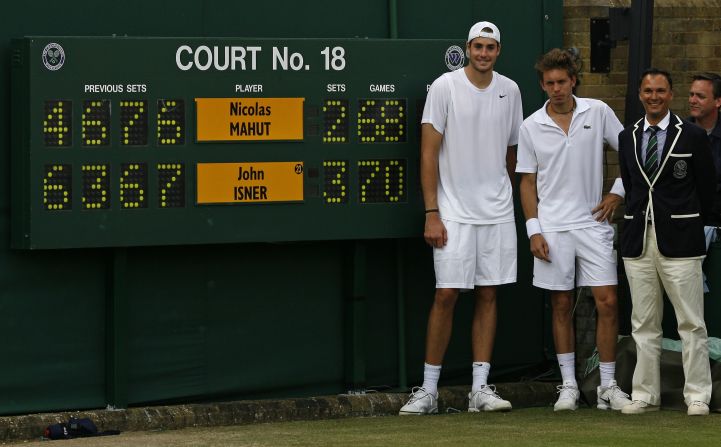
[399,21,522,415]
[517,48,631,411]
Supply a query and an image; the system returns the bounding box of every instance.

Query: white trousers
[623,225,711,406]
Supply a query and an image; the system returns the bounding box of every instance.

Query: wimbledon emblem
[673,160,688,179]
[445,45,464,71]
[42,43,65,71]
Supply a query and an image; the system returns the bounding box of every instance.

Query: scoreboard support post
[395,239,408,391]
[106,248,129,409]
[344,241,367,392]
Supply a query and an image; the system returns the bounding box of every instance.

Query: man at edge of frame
[687,72,721,293]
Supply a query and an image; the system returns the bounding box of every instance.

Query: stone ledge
[0,382,557,442]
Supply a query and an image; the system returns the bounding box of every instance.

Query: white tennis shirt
[516,96,624,232]
[422,69,523,224]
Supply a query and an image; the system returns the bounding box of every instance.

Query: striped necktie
[644,125,660,180]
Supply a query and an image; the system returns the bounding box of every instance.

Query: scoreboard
[10,37,466,249]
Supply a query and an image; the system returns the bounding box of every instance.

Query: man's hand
[424,213,447,248]
[530,233,550,262]
[592,193,623,222]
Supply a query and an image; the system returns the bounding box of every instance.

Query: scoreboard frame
[10,37,465,249]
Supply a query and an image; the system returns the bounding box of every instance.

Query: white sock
[471,362,491,392]
[599,362,616,388]
[421,363,441,396]
[557,352,577,387]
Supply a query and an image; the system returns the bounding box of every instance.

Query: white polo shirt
[422,69,523,224]
[516,96,624,232]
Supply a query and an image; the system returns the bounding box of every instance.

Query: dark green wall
[0,0,562,414]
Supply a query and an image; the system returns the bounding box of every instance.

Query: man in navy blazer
[618,68,716,416]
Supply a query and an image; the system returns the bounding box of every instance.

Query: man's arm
[519,172,550,262]
[420,123,447,248]
[617,131,632,202]
[691,128,717,221]
[506,145,517,193]
[592,105,625,222]
[592,184,623,222]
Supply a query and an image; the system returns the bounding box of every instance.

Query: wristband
[526,218,542,238]
[424,209,440,214]
[609,177,625,198]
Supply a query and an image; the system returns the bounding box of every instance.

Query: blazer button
[641,210,646,215]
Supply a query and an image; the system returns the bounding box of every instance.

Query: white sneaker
[468,385,512,412]
[596,380,632,410]
[687,401,709,416]
[621,400,659,414]
[554,384,580,411]
[398,387,438,415]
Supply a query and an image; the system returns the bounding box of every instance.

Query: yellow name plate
[196,162,304,204]
[195,98,304,141]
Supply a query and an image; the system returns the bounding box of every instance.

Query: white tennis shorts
[532,223,618,291]
[433,219,517,290]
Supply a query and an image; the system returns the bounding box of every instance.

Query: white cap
[467,21,500,44]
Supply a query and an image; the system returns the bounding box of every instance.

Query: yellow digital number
[120,163,147,209]
[81,164,110,209]
[322,160,348,204]
[43,164,72,210]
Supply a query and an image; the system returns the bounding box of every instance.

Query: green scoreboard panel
[11,37,466,249]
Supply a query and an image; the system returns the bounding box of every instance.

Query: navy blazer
[618,113,716,258]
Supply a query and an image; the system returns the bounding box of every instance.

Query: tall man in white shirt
[399,21,523,415]
[517,48,632,411]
